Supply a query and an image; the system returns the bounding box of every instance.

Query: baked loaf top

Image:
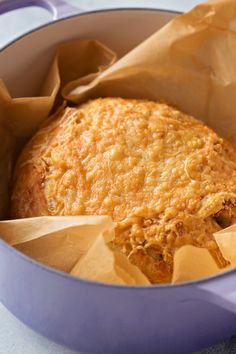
[11,98,236,283]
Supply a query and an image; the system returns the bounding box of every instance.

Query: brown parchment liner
[1,0,236,285]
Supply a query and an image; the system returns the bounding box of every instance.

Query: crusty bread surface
[11,98,236,283]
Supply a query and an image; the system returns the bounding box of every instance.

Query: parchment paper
[0,0,236,285]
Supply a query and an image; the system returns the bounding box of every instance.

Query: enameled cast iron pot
[1,1,236,353]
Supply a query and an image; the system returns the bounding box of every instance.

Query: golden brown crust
[11,98,236,283]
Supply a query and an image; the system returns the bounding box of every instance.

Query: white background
[0,1,224,353]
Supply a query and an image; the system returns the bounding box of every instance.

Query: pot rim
[2,6,233,291]
[0,7,181,52]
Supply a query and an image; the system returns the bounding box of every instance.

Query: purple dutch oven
[1,1,236,353]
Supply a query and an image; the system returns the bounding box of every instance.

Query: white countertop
[0,1,232,353]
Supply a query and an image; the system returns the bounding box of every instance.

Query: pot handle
[195,271,236,314]
[0,0,82,20]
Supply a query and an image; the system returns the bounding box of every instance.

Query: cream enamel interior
[0,9,177,98]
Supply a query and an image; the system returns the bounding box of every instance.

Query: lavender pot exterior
[1,240,236,354]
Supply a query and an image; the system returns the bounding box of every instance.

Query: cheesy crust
[11,98,236,283]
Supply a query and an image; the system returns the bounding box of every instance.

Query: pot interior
[0,9,177,97]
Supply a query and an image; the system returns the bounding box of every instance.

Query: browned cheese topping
[11,98,236,283]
